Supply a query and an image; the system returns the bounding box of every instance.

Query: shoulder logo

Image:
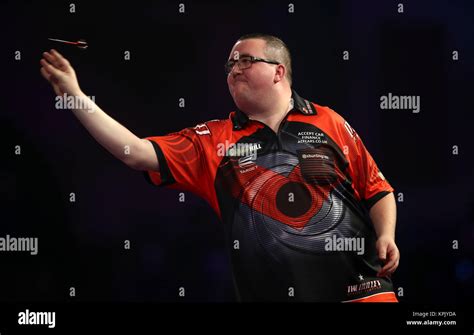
[344,121,358,142]
[193,123,211,136]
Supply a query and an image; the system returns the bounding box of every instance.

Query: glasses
[225,55,280,75]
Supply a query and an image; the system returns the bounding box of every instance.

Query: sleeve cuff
[363,191,392,211]
[143,139,176,187]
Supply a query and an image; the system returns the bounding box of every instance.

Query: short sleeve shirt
[145,90,397,302]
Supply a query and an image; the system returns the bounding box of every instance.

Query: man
[40,33,400,302]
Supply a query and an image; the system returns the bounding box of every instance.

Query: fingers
[379,261,398,277]
[42,51,61,69]
[40,58,62,78]
[379,258,395,276]
[50,49,70,70]
[40,66,51,82]
[376,240,387,275]
[385,258,399,275]
[378,246,387,261]
[42,49,70,71]
[378,248,399,277]
[50,48,64,59]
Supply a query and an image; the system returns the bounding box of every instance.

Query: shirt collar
[231,89,317,130]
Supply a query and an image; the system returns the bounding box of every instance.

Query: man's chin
[231,88,256,109]
[233,96,254,112]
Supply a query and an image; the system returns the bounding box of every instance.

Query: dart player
[40,33,400,302]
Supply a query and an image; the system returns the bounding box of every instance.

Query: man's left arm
[369,192,400,277]
[337,116,400,277]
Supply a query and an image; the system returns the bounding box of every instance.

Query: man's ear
[274,64,286,83]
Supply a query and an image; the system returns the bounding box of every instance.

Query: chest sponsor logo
[217,140,262,157]
[297,131,328,144]
[238,155,257,173]
[297,147,338,185]
[217,140,262,173]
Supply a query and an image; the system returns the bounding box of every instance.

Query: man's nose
[230,62,242,76]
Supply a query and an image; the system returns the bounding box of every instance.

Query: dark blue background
[1,0,473,303]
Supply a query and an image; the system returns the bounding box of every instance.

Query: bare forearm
[40,49,158,171]
[369,192,397,239]
[70,90,148,168]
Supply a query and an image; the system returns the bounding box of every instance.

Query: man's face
[226,39,279,111]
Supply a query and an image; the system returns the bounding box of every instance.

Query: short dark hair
[237,33,292,86]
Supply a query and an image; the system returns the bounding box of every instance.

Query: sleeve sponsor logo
[193,123,211,135]
[344,121,358,142]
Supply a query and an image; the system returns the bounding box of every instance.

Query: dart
[48,38,88,49]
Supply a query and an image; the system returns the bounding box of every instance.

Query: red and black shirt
[145,90,397,302]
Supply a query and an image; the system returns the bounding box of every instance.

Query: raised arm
[40,49,158,171]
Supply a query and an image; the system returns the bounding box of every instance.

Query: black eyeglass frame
[225,55,280,75]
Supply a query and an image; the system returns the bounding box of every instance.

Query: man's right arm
[40,49,158,171]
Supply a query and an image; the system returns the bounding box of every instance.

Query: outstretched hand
[40,49,81,96]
